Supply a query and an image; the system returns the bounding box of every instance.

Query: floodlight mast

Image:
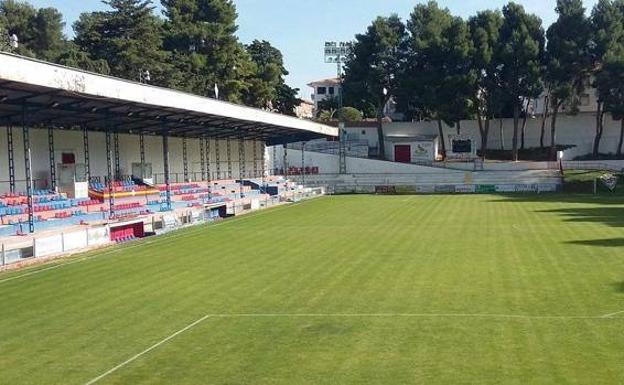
[323,41,351,111]
[324,41,352,174]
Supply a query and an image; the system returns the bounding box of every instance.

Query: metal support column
[239,137,246,180]
[105,129,115,219]
[283,142,288,178]
[261,142,266,184]
[239,137,246,198]
[182,137,189,182]
[226,138,233,179]
[48,127,56,190]
[205,138,211,182]
[83,126,90,181]
[253,140,259,178]
[215,139,221,180]
[339,122,347,174]
[199,137,206,181]
[162,134,172,211]
[301,142,306,186]
[272,145,277,176]
[6,124,15,193]
[139,133,146,166]
[22,105,34,233]
[114,131,120,179]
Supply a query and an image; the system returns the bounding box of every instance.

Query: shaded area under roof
[0,53,337,146]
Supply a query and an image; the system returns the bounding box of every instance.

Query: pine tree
[344,14,408,159]
[404,1,475,158]
[468,10,505,160]
[590,0,624,157]
[496,2,545,161]
[0,0,66,60]
[74,0,169,85]
[161,0,251,101]
[545,0,593,159]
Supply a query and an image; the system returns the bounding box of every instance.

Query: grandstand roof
[0,53,337,145]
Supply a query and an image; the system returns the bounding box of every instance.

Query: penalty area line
[84,314,214,385]
[601,310,624,318]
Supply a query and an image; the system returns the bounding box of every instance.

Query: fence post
[61,232,66,253]
[1,243,5,266]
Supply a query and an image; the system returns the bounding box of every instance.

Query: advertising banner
[87,227,109,246]
[454,185,476,193]
[63,230,88,251]
[35,235,63,257]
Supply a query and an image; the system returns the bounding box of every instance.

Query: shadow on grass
[568,238,624,248]
[611,281,624,294]
[490,192,624,206]
[492,193,624,249]
[491,194,624,228]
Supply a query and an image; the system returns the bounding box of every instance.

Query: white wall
[270,146,461,175]
[0,126,265,192]
[339,113,622,161]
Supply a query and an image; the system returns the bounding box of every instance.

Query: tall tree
[0,1,66,60]
[343,14,408,159]
[274,83,301,116]
[56,42,111,74]
[244,39,299,113]
[161,0,252,101]
[244,40,282,108]
[590,0,624,157]
[545,0,593,159]
[596,42,624,155]
[74,0,169,85]
[468,10,504,160]
[496,2,544,161]
[404,1,474,158]
[31,7,65,61]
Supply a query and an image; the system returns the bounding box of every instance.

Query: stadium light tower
[323,41,352,109]
[324,41,352,174]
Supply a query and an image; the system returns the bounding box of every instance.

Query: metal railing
[561,161,624,173]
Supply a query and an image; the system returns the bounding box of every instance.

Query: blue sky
[27,0,599,99]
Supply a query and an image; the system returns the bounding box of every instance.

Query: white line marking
[602,310,624,318]
[204,313,617,320]
[85,314,214,385]
[83,311,622,384]
[0,202,301,285]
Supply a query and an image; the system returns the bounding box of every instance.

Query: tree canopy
[343,14,408,158]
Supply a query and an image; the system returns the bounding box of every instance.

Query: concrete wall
[342,112,622,160]
[0,126,265,193]
[270,146,461,175]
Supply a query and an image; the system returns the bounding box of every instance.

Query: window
[580,94,590,106]
[361,130,366,135]
[62,153,76,164]
[329,87,335,95]
[317,87,327,95]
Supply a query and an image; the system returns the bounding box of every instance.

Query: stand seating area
[0,178,282,238]
[89,177,148,194]
[0,191,101,225]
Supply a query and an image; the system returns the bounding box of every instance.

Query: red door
[394,145,411,163]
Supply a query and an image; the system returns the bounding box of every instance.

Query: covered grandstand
[0,52,336,254]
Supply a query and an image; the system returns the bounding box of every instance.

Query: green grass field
[1,194,624,385]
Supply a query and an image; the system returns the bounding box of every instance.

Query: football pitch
[1,194,624,385]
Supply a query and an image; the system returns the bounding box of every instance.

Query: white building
[308,78,342,115]
[308,77,402,120]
